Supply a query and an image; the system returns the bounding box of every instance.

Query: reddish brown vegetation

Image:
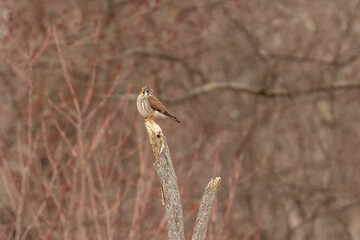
[0,1,359,239]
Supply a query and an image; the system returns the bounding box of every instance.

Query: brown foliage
[0,0,359,239]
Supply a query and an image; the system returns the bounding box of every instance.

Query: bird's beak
[140,87,144,94]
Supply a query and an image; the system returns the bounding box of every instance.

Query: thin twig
[53,27,82,115]
[82,58,98,113]
[31,27,51,63]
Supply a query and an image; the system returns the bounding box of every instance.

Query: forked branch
[144,120,221,240]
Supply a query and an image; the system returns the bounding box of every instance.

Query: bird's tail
[164,110,181,123]
[172,116,181,123]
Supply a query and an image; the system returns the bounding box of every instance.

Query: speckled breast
[137,95,154,117]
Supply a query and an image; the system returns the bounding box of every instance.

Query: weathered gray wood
[145,120,185,240]
[144,120,221,240]
[192,177,221,240]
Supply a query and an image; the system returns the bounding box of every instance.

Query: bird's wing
[148,95,181,123]
[148,95,167,113]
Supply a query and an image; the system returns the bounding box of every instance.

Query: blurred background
[0,0,359,239]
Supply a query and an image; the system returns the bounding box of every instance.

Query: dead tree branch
[132,51,207,83]
[115,80,360,105]
[145,120,185,240]
[192,177,221,240]
[144,120,221,240]
[165,81,360,103]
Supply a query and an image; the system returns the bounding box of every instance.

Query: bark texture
[144,120,221,240]
[145,120,185,240]
[192,177,221,240]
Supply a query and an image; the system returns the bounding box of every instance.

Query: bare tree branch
[192,177,221,240]
[115,80,360,105]
[132,51,207,83]
[144,120,221,240]
[165,81,360,103]
[145,120,185,240]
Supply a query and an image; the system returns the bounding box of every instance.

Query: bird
[137,86,180,123]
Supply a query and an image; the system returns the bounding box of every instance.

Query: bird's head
[141,86,153,96]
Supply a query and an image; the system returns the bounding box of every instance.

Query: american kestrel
[137,86,180,123]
